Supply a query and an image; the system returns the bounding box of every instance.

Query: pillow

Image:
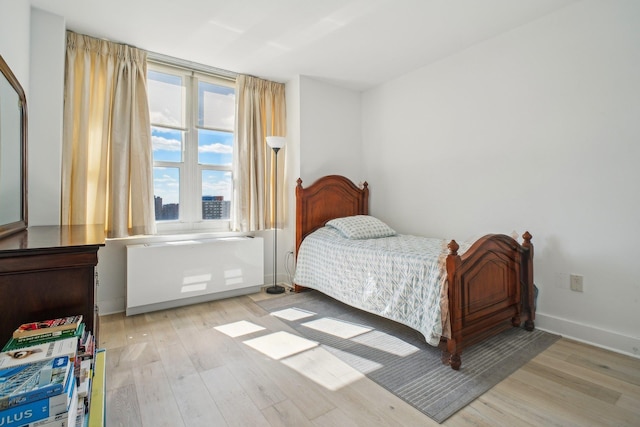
[326,215,396,240]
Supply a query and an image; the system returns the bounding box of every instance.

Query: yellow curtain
[62,31,156,237]
[233,75,286,232]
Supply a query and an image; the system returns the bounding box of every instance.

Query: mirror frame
[0,55,28,239]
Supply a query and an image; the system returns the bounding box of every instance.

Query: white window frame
[148,60,235,234]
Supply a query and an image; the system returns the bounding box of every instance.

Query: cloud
[152,135,181,152]
[201,91,235,129]
[150,110,181,127]
[148,76,183,127]
[154,171,178,184]
[202,183,231,199]
[199,143,233,154]
[202,171,232,198]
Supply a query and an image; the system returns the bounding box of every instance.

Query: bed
[293,175,535,370]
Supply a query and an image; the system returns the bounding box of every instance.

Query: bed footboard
[442,232,534,370]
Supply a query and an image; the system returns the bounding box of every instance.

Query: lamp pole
[266,137,285,294]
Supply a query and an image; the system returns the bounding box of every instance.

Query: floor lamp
[266,136,286,294]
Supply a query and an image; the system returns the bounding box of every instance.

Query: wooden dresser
[0,225,105,344]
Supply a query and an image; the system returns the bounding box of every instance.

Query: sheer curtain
[62,31,156,237]
[233,75,286,232]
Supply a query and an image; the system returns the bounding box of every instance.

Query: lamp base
[266,284,286,294]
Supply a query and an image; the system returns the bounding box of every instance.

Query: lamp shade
[266,136,286,149]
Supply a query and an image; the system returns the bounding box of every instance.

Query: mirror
[0,55,27,239]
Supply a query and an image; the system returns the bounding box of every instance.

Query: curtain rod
[147,51,237,81]
[65,30,236,81]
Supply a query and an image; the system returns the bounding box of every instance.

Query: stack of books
[0,315,96,427]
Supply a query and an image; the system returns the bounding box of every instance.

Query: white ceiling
[30,0,576,91]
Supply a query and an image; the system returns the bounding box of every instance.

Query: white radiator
[126,236,264,315]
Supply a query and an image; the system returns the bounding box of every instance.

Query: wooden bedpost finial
[522,231,532,246]
[296,178,303,188]
[362,181,369,190]
[448,240,459,256]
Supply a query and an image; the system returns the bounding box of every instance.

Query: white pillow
[326,215,396,240]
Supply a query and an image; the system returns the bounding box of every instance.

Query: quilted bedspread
[294,227,468,346]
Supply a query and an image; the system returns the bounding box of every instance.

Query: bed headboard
[295,175,369,255]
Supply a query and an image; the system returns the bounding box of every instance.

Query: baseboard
[536,312,640,359]
[125,286,263,316]
[98,286,263,316]
[98,297,126,316]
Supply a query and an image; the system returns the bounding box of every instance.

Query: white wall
[278,75,362,282]
[0,5,64,228]
[362,0,640,356]
[282,76,302,266]
[298,76,363,185]
[29,8,65,226]
[0,1,30,95]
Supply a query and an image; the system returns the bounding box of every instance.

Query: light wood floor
[100,290,640,427]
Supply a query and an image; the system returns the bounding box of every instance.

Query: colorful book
[0,338,78,370]
[76,360,92,399]
[0,356,71,410]
[20,416,69,427]
[22,414,70,427]
[75,394,86,427]
[12,317,83,340]
[0,372,75,427]
[77,329,94,360]
[13,377,77,427]
[2,324,85,352]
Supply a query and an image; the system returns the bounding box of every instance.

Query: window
[147,62,235,232]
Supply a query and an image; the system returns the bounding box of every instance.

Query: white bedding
[293,226,468,346]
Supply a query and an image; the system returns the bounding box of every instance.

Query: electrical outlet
[570,274,584,292]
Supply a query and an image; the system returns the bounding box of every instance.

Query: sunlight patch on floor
[323,346,384,374]
[281,346,366,391]
[270,307,316,321]
[352,330,420,357]
[214,320,265,337]
[231,314,386,391]
[302,317,372,339]
[243,331,318,360]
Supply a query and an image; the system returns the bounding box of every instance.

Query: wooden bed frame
[294,175,536,370]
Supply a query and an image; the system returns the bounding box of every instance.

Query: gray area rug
[257,290,560,423]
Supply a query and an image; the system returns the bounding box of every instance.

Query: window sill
[107,229,252,243]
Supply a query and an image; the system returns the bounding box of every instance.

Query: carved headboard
[295,175,368,255]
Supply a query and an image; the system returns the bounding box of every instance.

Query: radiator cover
[126,236,264,315]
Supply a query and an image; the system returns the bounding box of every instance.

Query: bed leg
[511,310,521,327]
[524,319,535,331]
[442,339,462,370]
[449,354,461,370]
